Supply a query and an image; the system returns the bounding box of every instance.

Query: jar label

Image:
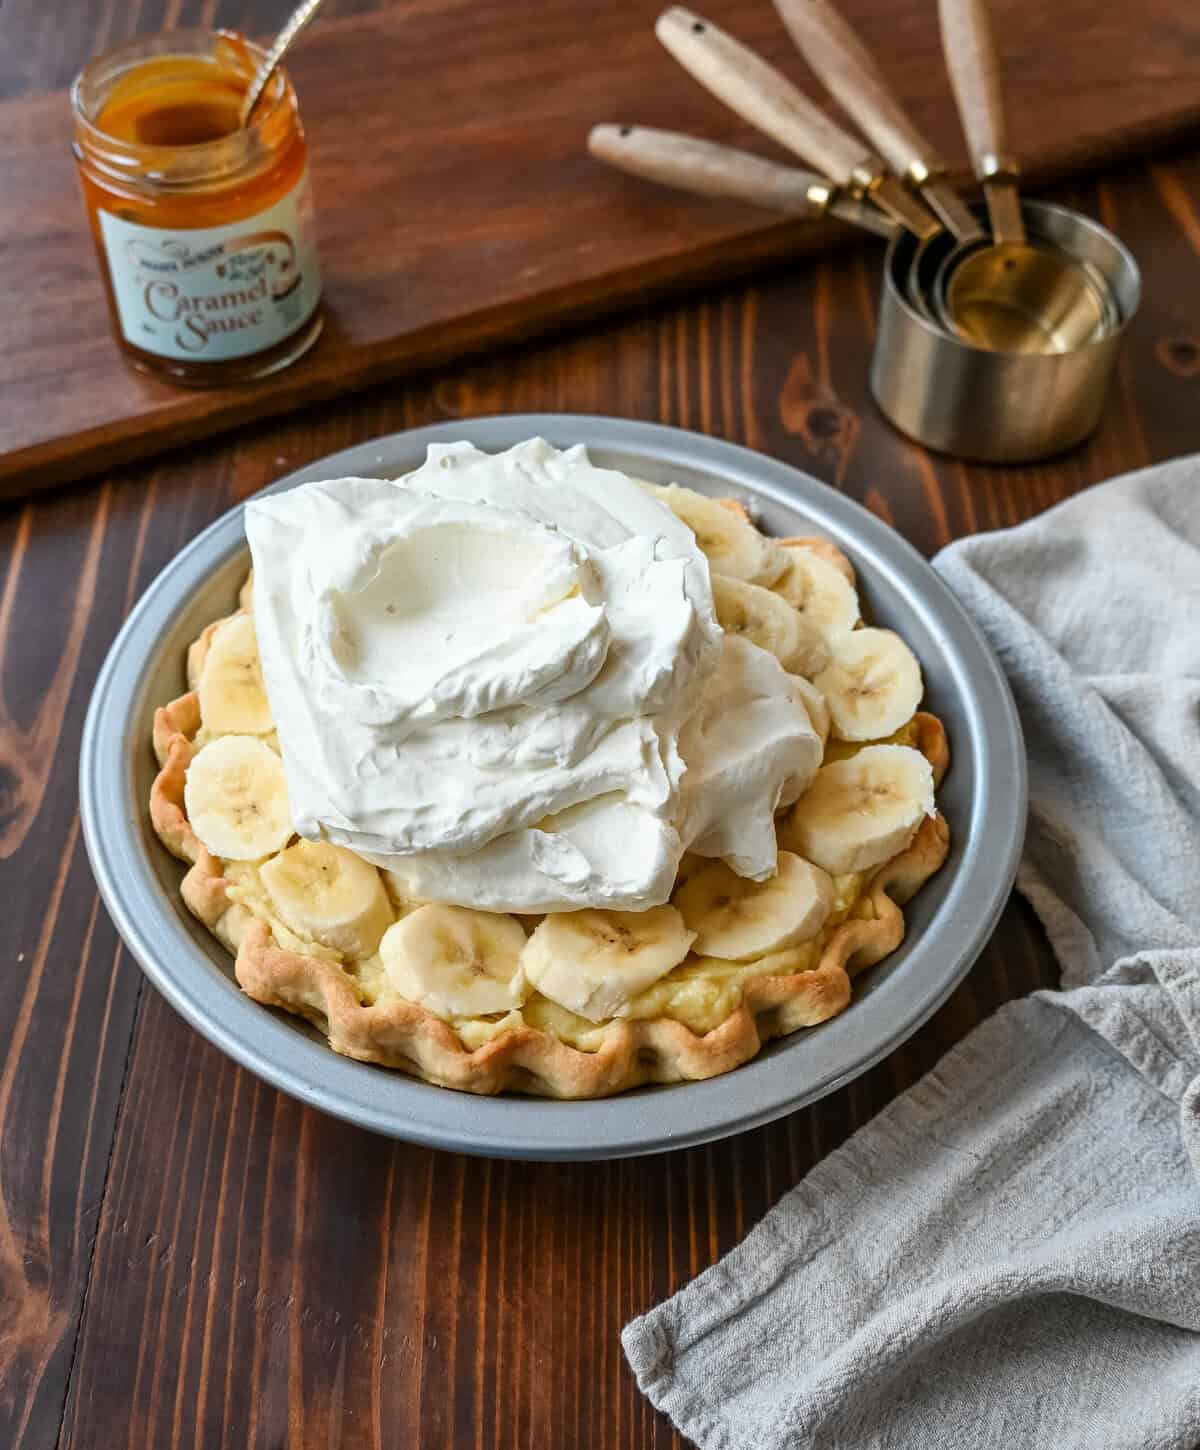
[98,172,322,362]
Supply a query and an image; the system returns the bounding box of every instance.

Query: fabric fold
[623,457,1200,1450]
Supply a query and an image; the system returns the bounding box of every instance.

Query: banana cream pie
[150,440,949,1097]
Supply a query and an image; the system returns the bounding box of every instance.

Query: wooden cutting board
[4,0,1199,498]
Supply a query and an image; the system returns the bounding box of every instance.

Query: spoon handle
[656,7,868,188]
[938,0,1026,243]
[938,0,1009,169]
[771,0,931,178]
[240,0,325,126]
[589,123,825,212]
[588,124,896,237]
[655,7,938,238]
[771,0,985,243]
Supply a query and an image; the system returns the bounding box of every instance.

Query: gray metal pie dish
[80,415,1026,1160]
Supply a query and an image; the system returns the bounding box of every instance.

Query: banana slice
[184,734,292,860]
[650,483,786,584]
[674,851,710,887]
[521,905,694,1022]
[780,536,856,584]
[813,627,923,741]
[781,744,934,874]
[792,675,831,747]
[674,851,834,961]
[711,576,830,677]
[260,839,392,959]
[380,904,529,1018]
[197,613,274,734]
[773,545,860,643]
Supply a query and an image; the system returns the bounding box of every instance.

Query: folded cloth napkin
[623,457,1200,1450]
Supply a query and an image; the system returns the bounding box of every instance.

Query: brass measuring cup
[871,199,1140,460]
[772,0,1116,353]
[931,0,1116,351]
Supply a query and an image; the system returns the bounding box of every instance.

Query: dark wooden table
[3,2,1199,1446]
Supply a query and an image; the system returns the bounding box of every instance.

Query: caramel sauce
[81,47,307,230]
[95,59,245,146]
[74,36,321,384]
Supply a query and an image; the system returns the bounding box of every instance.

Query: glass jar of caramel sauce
[71,31,322,386]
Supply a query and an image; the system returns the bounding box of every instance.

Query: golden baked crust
[148,531,950,1099]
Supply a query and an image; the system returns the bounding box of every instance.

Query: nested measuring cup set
[590,1,1140,462]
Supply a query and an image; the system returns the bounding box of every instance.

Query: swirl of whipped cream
[246,439,821,911]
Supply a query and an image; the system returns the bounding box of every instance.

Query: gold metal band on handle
[805,180,835,212]
[904,156,939,187]
[846,162,877,198]
[979,152,1022,181]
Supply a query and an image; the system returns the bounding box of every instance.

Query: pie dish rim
[79,414,1026,1158]
[148,589,951,1098]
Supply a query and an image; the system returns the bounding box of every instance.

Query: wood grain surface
[3,0,1200,497]
[2,3,1200,1448]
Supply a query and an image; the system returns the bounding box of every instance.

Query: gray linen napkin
[623,457,1200,1450]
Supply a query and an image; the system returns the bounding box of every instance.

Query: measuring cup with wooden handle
[588,123,896,237]
[771,0,984,244]
[937,0,1024,242]
[655,7,938,241]
[933,0,1115,350]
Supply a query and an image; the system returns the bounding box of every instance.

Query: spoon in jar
[240,0,326,126]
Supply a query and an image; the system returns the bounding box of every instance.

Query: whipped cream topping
[679,634,823,879]
[312,493,610,730]
[246,439,821,912]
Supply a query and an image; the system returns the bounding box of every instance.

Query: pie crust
[150,538,950,1099]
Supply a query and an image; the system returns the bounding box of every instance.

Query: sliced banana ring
[778,535,856,584]
[813,627,923,742]
[772,544,860,644]
[648,482,786,584]
[184,734,293,861]
[782,744,935,875]
[711,575,830,677]
[260,839,392,960]
[197,612,274,734]
[674,851,835,962]
[521,905,694,1023]
[381,904,529,1018]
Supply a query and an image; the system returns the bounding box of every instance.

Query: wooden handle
[655,7,871,187]
[937,0,1009,171]
[771,0,940,177]
[588,124,828,215]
